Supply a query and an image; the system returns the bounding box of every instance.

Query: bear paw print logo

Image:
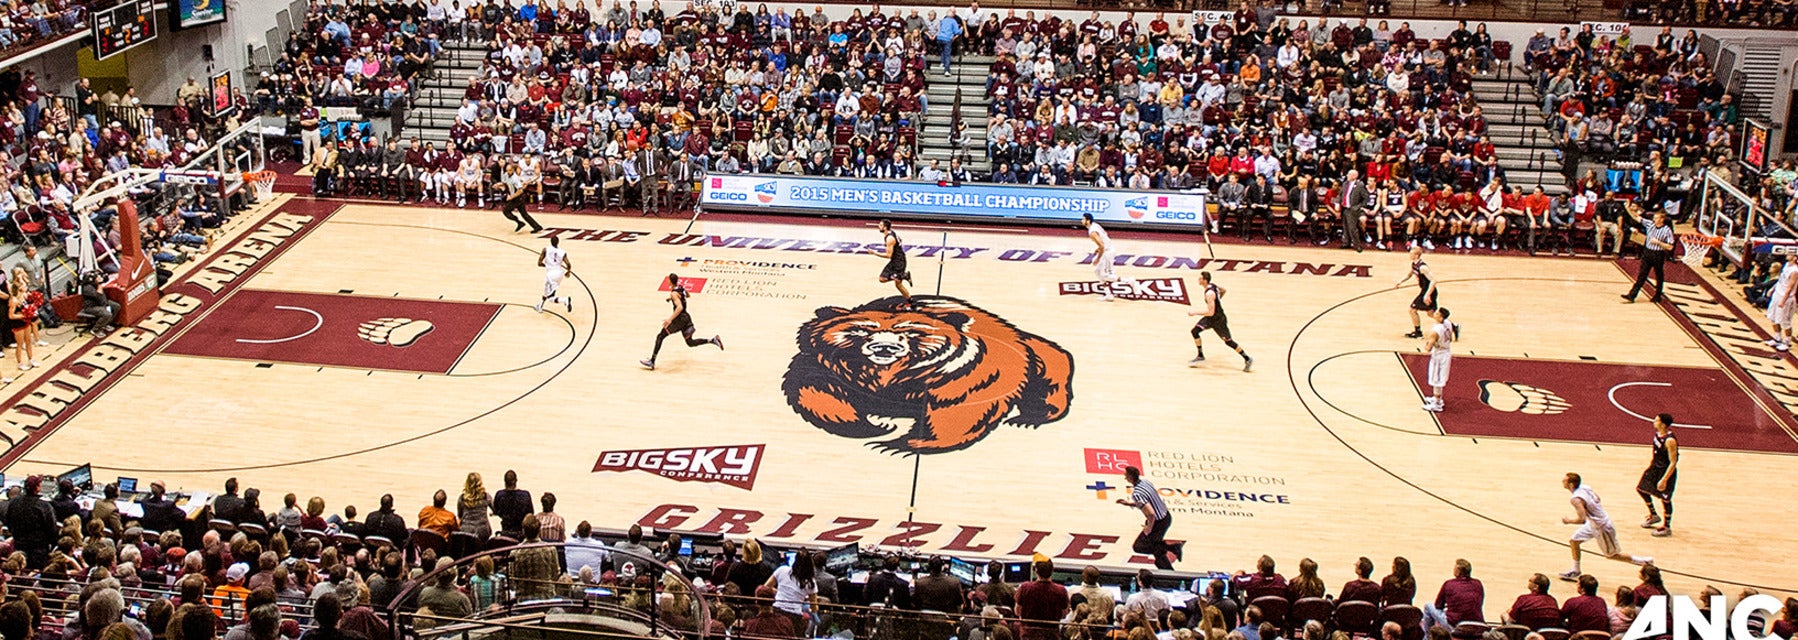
[357,317,435,348]
[1477,380,1571,415]
[783,295,1074,455]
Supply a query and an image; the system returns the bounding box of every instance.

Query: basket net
[245,170,278,202]
[1680,233,1723,267]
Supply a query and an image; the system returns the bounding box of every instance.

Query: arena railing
[385,543,708,640]
[7,572,318,635]
[713,591,1122,640]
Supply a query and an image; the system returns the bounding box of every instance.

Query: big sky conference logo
[593,445,766,490]
[1082,447,1294,518]
[1059,277,1191,305]
[754,181,778,203]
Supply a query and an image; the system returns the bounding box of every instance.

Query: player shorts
[1193,316,1233,341]
[1768,297,1794,328]
[1094,255,1117,281]
[543,270,565,298]
[880,257,910,282]
[1571,522,1621,557]
[1427,351,1451,388]
[664,311,695,335]
[1411,292,1438,311]
[1636,468,1676,499]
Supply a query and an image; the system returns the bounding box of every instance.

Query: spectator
[765,549,818,631]
[1232,556,1288,602]
[913,556,964,613]
[416,557,472,620]
[490,470,531,538]
[364,495,406,542]
[533,493,565,543]
[509,514,560,600]
[743,585,796,639]
[415,490,457,539]
[861,555,913,609]
[1561,575,1609,634]
[1503,573,1561,630]
[1341,557,1381,604]
[1016,557,1068,640]
[564,521,607,576]
[1289,558,1326,601]
[4,475,56,568]
[298,594,361,640]
[1424,559,1485,630]
[1382,556,1418,607]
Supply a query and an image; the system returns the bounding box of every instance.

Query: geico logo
[1156,211,1199,220]
[712,192,750,201]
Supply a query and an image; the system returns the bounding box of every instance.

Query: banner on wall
[700,175,1210,227]
[1580,21,1629,36]
[1741,119,1769,175]
[1192,11,1233,24]
[208,71,233,117]
[174,0,227,29]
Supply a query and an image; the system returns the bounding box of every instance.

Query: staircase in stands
[406,40,490,146]
[1475,64,1570,194]
[919,53,996,173]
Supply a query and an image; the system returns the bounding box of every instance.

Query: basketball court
[2,195,1791,600]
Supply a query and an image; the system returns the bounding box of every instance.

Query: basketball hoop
[244,170,278,202]
[1679,232,1723,267]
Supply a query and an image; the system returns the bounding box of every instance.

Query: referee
[1621,205,1674,303]
[1117,466,1182,570]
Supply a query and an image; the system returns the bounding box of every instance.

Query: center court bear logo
[783,295,1074,455]
[356,317,435,347]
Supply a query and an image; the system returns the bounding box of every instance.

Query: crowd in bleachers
[254,0,442,115]
[2,470,1796,640]
[0,61,263,384]
[265,0,1796,256]
[1523,21,1798,249]
[294,0,935,213]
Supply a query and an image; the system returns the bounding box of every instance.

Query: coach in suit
[1341,169,1370,252]
[635,145,666,215]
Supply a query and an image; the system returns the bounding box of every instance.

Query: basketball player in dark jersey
[1395,246,1439,338]
[640,273,723,370]
[1636,413,1678,537]
[870,219,913,305]
[1186,271,1252,372]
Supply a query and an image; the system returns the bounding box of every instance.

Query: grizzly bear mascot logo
[783,295,1074,455]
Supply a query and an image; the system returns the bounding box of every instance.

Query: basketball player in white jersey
[1765,253,1798,351]
[1558,472,1652,581]
[455,153,485,208]
[536,236,573,313]
[1422,306,1454,412]
[1081,214,1134,301]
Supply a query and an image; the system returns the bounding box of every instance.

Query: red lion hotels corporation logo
[594,445,766,490]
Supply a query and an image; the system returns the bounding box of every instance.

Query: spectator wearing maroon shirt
[1631,565,1667,607]
[1560,575,1609,634]
[1232,556,1288,602]
[1503,574,1560,631]
[1016,558,1069,640]
[1382,557,1418,607]
[1340,557,1381,605]
[742,585,796,639]
[1424,559,1484,631]
[1771,598,1797,640]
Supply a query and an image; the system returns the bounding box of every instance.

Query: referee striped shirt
[1133,480,1169,520]
[1641,220,1675,252]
